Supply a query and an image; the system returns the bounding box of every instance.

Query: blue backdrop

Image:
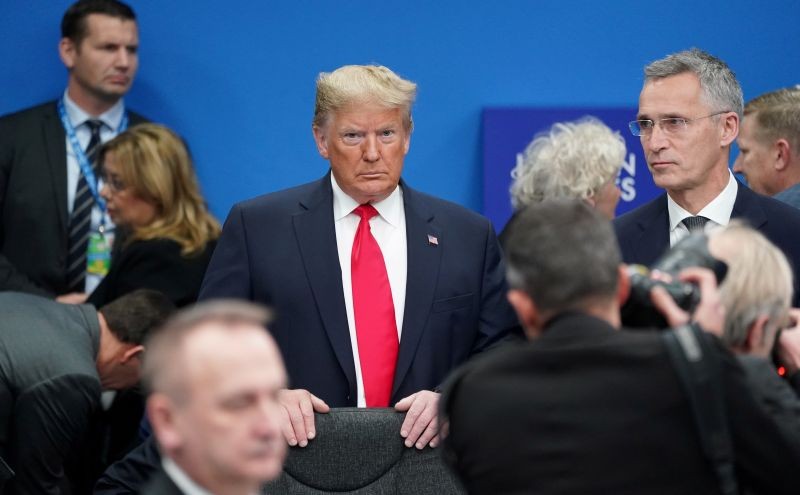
[2,1,798,222]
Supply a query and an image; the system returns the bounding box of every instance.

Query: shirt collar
[161,457,215,495]
[667,169,737,232]
[330,172,403,227]
[62,89,126,132]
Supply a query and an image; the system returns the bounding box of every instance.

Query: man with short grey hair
[614,48,800,305]
[733,87,800,207]
[142,301,287,495]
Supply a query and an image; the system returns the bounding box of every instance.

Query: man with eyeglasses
[614,48,800,306]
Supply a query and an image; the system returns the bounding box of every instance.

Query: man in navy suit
[199,64,520,452]
[614,48,800,305]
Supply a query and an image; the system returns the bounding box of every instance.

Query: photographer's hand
[650,267,725,335]
[777,308,800,376]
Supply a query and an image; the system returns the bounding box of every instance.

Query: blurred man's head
[708,223,793,357]
[504,199,624,336]
[635,49,740,211]
[312,65,417,205]
[144,301,287,495]
[96,289,175,390]
[510,116,626,219]
[733,88,800,195]
[59,0,139,112]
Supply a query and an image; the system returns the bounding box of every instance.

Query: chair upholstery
[262,408,464,494]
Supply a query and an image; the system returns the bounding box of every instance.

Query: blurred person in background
[501,116,625,244]
[733,87,800,207]
[59,123,220,308]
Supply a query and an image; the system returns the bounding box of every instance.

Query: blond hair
[312,65,417,131]
[100,124,220,255]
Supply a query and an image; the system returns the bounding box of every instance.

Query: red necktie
[351,204,398,407]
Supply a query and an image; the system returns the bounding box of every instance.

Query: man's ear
[775,139,792,171]
[312,125,330,159]
[617,265,630,307]
[507,289,540,338]
[719,112,739,147]
[59,37,76,69]
[147,395,182,452]
[744,314,770,357]
[121,344,144,364]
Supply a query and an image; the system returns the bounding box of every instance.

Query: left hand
[394,390,440,449]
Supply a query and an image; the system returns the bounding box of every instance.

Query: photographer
[440,199,800,495]
[705,223,800,431]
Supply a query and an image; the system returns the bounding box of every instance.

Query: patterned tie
[682,215,710,234]
[351,204,399,407]
[66,119,103,293]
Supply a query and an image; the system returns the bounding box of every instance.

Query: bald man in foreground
[141,301,287,495]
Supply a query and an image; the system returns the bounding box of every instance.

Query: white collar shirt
[331,173,407,407]
[62,90,124,292]
[667,170,738,246]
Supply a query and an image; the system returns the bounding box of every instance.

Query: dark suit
[137,469,182,495]
[199,173,520,407]
[87,238,215,308]
[614,181,800,305]
[441,312,800,495]
[0,293,102,494]
[0,101,146,296]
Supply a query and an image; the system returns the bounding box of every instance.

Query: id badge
[87,231,111,276]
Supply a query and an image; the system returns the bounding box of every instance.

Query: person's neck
[534,299,620,337]
[95,313,122,385]
[67,83,120,117]
[667,165,730,215]
[179,463,257,495]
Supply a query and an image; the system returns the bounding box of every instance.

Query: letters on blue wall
[482,108,661,232]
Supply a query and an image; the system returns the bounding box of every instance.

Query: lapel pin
[427,234,439,246]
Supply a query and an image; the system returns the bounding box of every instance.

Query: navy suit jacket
[614,180,800,305]
[199,173,520,407]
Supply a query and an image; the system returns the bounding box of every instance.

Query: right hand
[650,266,725,336]
[277,389,330,447]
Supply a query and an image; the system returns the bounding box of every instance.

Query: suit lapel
[632,195,670,266]
[731,180,767,229]
[393,183,441,398]
[292,175,357,392]
[42,102,69,232]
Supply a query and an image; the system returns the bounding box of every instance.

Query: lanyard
[57,98,129,214]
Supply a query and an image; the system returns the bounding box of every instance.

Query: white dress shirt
[331,174,407,407]
[62,90,124,292]
[667,170,738,246]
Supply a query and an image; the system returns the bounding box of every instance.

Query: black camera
[621,233,727,328]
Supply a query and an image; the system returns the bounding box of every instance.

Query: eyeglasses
[628,111,731,137]
[101,171,127,193]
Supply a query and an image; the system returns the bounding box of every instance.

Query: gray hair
[644,48,743,119]
[711,222,793,347]
[504,199,620,313]
[312,65,417,131]
[510,116,626,210]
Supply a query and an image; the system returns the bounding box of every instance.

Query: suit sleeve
[471,220,523,353]
[0,115,52,296]
[93,436,161,495]
[7,374,100,494]
[198,203,254,301]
